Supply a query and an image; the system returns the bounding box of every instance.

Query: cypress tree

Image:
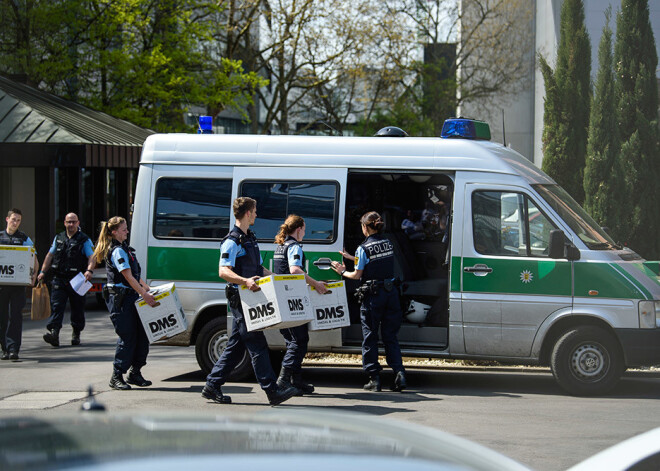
[614,0,660,258]
[583,9,621,240]
[540,0,591,205]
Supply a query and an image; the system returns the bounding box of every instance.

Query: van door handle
[464,264,493,275]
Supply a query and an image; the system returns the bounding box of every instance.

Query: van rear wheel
[195,317,253,381]
[550,326,623,396]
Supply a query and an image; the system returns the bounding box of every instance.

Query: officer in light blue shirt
[0,208,38,361]
[332,211,407,393]
[272,215,328,395]
[38,213,96,347]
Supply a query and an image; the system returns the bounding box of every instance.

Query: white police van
[130,118,660,396]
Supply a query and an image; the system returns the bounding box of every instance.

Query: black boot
[363,373,381,392]
[126,367,152,387]
[266,383,297,406]
[391,371,407,392]
[71,328,81,346]
[291,372,315,395]
[201,383,232,404]
[43,328,60,347]
[1,351,8,361]
[277,367,302,396]
[109,371,131,390]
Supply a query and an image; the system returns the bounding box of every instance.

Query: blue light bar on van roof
[198,116,213,134]
[441,118,491,140]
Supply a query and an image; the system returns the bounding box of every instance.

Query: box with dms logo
[240,274,313,332]
[0,245,36,286]
[308,280,350,331]
[135,282,188,343]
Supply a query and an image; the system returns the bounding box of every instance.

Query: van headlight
[638,301,660,329]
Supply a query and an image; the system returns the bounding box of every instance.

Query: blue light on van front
[198,116,213,134]
[441,118,491,140]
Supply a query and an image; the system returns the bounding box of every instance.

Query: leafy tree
[540,0,591,204]
[583,9,622,240]
[358,0,534,137]
[613,0,660,258]
[0,0,266,132]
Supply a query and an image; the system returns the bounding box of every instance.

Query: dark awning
[0,75,154,168]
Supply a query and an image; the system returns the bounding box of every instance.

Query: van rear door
[232,167,347,348]
[461,183,573,357]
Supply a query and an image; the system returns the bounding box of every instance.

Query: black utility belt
[102,284,134,297]
[357,278,400,296]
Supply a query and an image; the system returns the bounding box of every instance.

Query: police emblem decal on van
[520,270,533,283]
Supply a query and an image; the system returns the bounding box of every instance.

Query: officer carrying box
[272,214,328,395]
[202,197,297,406]
[0,208,39,361]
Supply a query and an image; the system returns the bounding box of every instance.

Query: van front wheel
[195,317,253,381]
[550,326,623,396]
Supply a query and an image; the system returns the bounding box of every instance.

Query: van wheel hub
[208,331,228,364]
[571,344,606,379]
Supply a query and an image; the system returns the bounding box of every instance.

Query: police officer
[0,208,38,361]
[273,215,328,395]
[92,216,157,390]
[202,197,297,406]
[38,213,96,347]
[331,211,407,392]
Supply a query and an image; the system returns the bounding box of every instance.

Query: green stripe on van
[462,257,571,296]
[574,262,651,300]
[147,246,342,282]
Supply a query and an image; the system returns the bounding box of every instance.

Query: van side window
[472,191,556,257]
[154,178,232,239]
[240,181,338,243]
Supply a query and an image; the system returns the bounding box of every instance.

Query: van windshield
[532,184,621,250]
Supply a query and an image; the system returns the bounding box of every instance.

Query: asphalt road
[2,307,660,471]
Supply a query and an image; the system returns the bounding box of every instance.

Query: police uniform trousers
[47,277,86,332]
[106,291,149,374]
[207,301,277,391]
[0,286,25,354]
[360,288,404,375]
[279,324,309,372]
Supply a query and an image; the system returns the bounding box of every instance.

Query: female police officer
[273,215,328,395]
[93,216,156,390]
[331,211,407,392]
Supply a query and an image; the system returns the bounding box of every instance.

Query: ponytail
[274,214,305,245]
[360,211,384,233]
[93,216,126,264]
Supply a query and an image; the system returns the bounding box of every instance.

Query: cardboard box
[0,245,35,286]
[308,281,351,331]
[135,282,188,343]
[240,274,313,332]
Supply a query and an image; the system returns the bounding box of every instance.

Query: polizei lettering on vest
[249,302,275,321]
[0,265,15,275]
[316,306,345,320]
[149,313,178,333]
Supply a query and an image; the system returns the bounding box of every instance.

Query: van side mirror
[313,257,333,270]
[548,229,580,260]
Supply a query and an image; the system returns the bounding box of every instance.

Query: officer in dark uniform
[0,208,38,361]
[38,213,96,347]
[273,214,328,395]
[331,211,407,392]
[92,216,157,390]
[202,197,297,406]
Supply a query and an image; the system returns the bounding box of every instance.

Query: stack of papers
[69,272,92,296]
